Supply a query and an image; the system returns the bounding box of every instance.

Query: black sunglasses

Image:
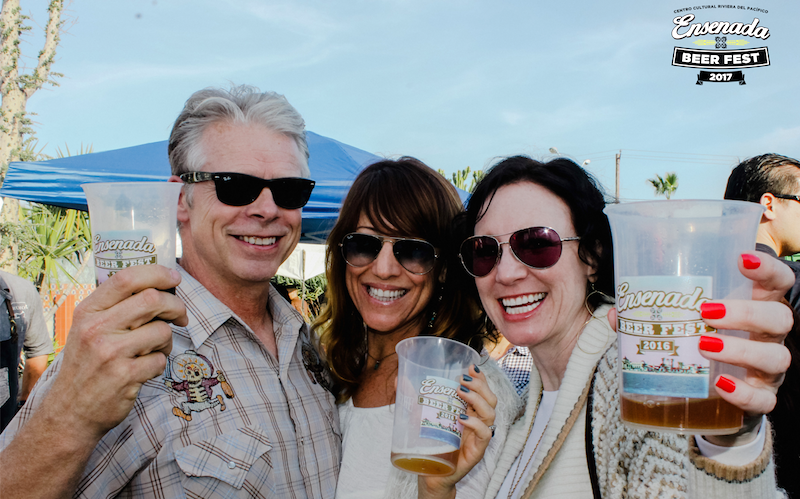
[339,233,438,275]
[459,226,580,278]
[774,193,800,203]
[179,172,315,209]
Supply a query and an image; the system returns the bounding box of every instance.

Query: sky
[16,0,800,202]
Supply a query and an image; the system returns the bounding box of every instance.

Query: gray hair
[168,84,310,178]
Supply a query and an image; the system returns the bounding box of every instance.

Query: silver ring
[488,424,497,437]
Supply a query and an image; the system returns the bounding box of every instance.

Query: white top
[336,399,396,499]
[495,390,559,499]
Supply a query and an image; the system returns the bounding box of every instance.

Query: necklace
[507,389,545,499]
[366,349,397,370]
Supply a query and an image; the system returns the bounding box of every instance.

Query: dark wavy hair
[454,156,614,333]
[315,157,485,402]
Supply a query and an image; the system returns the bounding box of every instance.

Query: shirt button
[300,437,305,445]
[228,461,236,469]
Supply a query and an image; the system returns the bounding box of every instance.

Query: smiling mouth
[501,292,546,315]
[236,236,277,246]
[368,286,407,302]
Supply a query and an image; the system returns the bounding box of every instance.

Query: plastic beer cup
[605,200,763,434]
[390,337,480,476]
[82,182,182,285]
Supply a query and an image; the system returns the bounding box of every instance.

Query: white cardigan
[482,304,784,499]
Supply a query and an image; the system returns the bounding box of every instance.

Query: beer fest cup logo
[670,5,771,85]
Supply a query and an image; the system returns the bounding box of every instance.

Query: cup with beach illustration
[605,200,763,434]
[390,336,480,476]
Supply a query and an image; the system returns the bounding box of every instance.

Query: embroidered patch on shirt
[164,350,235,422]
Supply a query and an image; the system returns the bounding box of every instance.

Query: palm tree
[648,172,679,200]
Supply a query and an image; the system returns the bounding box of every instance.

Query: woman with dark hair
[424,156,795,498]
[315,158,520,499]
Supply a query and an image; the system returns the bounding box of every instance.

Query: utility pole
[615,150,621,203]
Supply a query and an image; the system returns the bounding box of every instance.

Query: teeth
[501,293,545,315]
[368,287,407,302]
[238,236,277,246]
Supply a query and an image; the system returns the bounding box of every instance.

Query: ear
[170,175,190,225]
[759,193,778,222]
[437,265,447,284]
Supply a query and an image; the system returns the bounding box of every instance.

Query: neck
[529,309,592,391]
[367,322,425,359]
[756,228,781,256]
[178,258,275,351]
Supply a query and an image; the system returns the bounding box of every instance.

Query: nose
[494,241,528,285]
[372,240,402,278]
[244,186,280,219]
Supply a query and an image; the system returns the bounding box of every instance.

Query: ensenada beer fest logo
[670,5,770,85]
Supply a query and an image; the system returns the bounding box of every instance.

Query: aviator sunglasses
[459,226,580,278]
[179,172,315,209]
[339,233,439,275]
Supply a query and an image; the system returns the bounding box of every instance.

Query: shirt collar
[174,265,308,351]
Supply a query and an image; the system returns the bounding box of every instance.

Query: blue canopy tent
[0,132,384,243]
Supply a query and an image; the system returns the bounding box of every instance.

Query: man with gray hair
[725,153,800,498]
[0,85,340,498]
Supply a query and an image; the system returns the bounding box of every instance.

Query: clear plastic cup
[82,182,182,285]
[605,200,763,434]
[390,337,480,476]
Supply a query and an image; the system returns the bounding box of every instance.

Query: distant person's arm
[18,354,47,402]
[0,265,186,499]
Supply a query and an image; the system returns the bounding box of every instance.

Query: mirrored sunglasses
[339,233,438,275]
[459,226,580,277]
[179,172,315,209]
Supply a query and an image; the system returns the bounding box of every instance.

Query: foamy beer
[391,337,480,476]
[82,182,182,285]
[605,200,763,434]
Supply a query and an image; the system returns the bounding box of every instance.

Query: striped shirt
[0,266,341,498]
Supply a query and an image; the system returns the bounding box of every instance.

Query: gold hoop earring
[577,282,613,355]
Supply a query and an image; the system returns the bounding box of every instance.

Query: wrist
[418,477,457,499]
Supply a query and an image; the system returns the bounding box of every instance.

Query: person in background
[486,335,532,397]
[424,156,795,499]
[0,270,53,432]
[316,158,520,499]
[0,84,341,498]
[724,153,800,498]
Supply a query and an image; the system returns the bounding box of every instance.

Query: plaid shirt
[1,266,341,498]
[498,346,533,396]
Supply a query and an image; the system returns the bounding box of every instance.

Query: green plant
[14,203,92,292]
[648,172,679,200]
[437,166,485,193]
[271,274,328,319]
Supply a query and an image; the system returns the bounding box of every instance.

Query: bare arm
[18,354,48,402]
[0,265,186,499]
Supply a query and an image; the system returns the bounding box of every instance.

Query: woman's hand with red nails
[696,251,795,444]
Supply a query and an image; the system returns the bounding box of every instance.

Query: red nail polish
[741,254,761,270]
[700,303,726,320]
[716,376,736,393]
[698,336,724,352]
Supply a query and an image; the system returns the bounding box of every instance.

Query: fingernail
[463,374,473,382]
[716,376,736,393]
[741,254,761,270]
[700,303,726,320]
[459,413,469,420]
[473,364,481,373]
[170,269,181,280]
[698,336,724,352]
[460,385,470,393]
